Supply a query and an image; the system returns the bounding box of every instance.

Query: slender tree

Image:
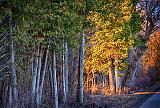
[49,52,58,108]
[62,45,66,103]
[31,46,39,106]
[53,52,58,108]
[8,16,19,108]
[64,42,69,98]
[37,40,50,107]
[78,33,85,104]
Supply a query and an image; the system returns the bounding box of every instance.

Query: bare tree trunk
[115,60,119,94]
[91,72,95,94]
[53,52,58,108]
[71,55,77,96]
[8,86,12,108]
[49,64,54,107]
[9,16,18,108]
[64,42,69,98]
[62,48,66,103]
[36,41,50,107]
[35,46,42,106]
[60,65,63,93]
[78,33,85,104]
[108,60,115,94]
[31,46,39,105]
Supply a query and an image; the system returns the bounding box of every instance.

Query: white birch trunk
[31,47,39,104]
[8,86,12,108]
[9,16,18,107]
[64,42,69,97]
[35,46,42,106]
[79,33,85,104]
[53,52,58,108]
[38,42,50,105]
[60,65,63,91]
[62,48,66,103]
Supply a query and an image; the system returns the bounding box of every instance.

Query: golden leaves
[141,31,160,74]
[84,0,133,74]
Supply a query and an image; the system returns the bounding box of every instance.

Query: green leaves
[1,0,86,52]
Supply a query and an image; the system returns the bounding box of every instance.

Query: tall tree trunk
[64,42,69,98]
[91,72,95,94]
[37,41,50,107]
[31,46,39,106]
[108,60,115,94]
[49,64,54,107]
[62,49,66,103]
[60,65,63,93]
[78,33,85,104]
[35,46,42,106]
[71,55,77,96]
[8,86,12,108]
[53,52,58,108]
[9,16,18,108]
[114,59,119,94]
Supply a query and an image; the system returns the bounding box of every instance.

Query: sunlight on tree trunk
[108,60,115,94]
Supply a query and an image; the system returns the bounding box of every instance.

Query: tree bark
[114,60,119,94]
[35,46,42,106]
[62,47,66,103]
[71,55,77,96]
[36,41,50,107]
[9,16,18,108]
[64,42,69,98]
[108,60,115,94]
[53,52,58,108]
[78,33,85,104]
[31,46,39,105]
[49,64,54,107]
[60,65,63,93]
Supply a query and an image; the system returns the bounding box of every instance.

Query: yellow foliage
[84,0,133,74]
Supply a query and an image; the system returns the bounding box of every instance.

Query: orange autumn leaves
[142,31,160,75]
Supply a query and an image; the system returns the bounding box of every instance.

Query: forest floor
[61,82,160,108]
[62,94,138,108]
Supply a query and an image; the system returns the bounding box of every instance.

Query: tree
[64,42,69,98]
[136,0,160,39]
[49,52,58,108]
[9,16,19,108]
[84,0,134,94]
[78,33,85,104]
[6,0,85,105]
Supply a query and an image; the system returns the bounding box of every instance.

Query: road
[138,91,160,108]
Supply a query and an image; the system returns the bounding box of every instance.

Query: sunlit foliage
[84,0,134,75]
[142,31,160,75]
